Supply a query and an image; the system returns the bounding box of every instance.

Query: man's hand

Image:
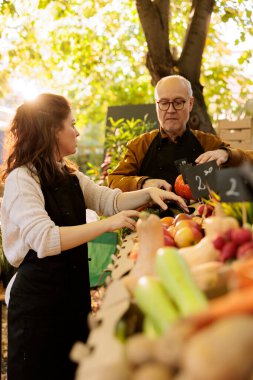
[195,149,229,166]
[142,178,172,191]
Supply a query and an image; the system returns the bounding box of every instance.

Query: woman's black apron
[7,174,91,380]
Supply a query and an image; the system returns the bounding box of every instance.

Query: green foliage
[105,116,155,174]
[201,1,253,125]
[0,0,153,139]
[86,116,155,182]
[0,0,252,139]
[0,0,16,16]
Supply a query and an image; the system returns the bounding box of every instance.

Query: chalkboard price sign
[179,163,193,184]
[174,158,188,173]
[216,167,253,202]
[184,160,218,198]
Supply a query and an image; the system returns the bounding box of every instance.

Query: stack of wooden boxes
[218,117,253,150]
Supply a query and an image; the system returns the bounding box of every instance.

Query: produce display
[174,174,193,201]
[71,200,253,380]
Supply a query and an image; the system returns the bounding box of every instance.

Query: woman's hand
[146,187,189,212]
[117,186,189,213]
[60,210,140,250]
[104,210,140,232]
[60,192,187,252]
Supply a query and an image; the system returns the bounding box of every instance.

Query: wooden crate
[218,117,253,150]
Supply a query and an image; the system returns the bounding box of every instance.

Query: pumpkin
[174,174,193,200]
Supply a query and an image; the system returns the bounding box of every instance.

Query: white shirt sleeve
[75,171,122,216]
[1,167,61,267]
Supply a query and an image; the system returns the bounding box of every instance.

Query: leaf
[0,0,253,165]
[0,0,16,15]
[38,0,52,9]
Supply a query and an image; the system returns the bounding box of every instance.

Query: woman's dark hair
[1,93,77,183]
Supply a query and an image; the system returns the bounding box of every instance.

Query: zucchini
[156,247,208,316]
[134,276,179,336]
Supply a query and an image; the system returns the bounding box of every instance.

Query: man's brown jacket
[107,129,253,192]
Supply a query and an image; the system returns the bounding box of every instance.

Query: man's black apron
[139,128,204,189]
[7,173,91,380]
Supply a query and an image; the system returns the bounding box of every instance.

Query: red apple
[198,204,205,216]
[206,205,214,217]
[174,226,203,248]
[173,213,193,225]
[164,234,177,247]
[163,226,172,239]
[167,225,176,238]
[197,204,214,217]
[163,226,176,243]
[174,174,194,200]
[174,219,201,234]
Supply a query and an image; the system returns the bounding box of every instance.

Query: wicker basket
[218,117,253,150]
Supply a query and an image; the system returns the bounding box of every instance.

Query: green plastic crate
[88,232,118,287]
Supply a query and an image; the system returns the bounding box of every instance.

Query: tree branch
[178,0,215,82]
[136,0,173,84]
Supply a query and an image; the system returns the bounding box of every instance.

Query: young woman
[0,93,188,380]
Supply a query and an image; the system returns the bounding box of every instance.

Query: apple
[163,226,176,244]
[164,234,177,247]
[174,174,194,200]
[167,225,176,238]
[197,204,214,218]
[173,213,193,225]
[206,205,214,217]
[163,226,172,238]
[192,216,203,226]
[174,219,201,234]
[174,226,203,248]
[198,204,205,216]
[160,216,175,228]
[230,227,253,246]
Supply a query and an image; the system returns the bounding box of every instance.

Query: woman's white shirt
[1,166,121,268]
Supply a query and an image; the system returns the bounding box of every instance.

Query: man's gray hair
[155,75,193,98]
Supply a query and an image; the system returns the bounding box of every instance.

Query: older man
[108,75,253,191]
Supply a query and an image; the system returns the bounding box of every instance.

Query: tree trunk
[136,0,216,134]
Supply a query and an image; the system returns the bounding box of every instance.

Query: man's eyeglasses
[157,99,186,111]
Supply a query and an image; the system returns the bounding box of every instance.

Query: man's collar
[159,125,190,143]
